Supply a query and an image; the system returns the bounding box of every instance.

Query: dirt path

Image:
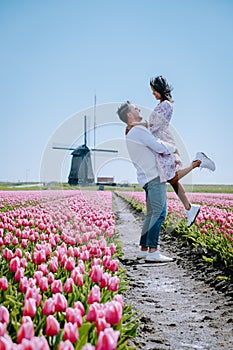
[113,194,233,350]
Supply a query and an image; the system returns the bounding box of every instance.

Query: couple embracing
[117,76,215,262]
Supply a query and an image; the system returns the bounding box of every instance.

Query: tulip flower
[66,308,82,327]
[0,306,9,324]
[86,303,102,322]
[73,301,85,317]
[58,340,75,350]
[87,285,101,304]
[17,319,35,343]
[45,315,60,336]
[95,317,111,335]
[95,328,120,350]
[39,277,49,292]
[89,265,103,283]
[42,298,55,316]
[108,276,119,292]
[53,293,67,312]
[104,301,122,325]
[0,322,7,336]
[51,279,63,294]
[63,322,78,343]
[23,298,37,318]
[64,278,74,293]
[81,344,95,350]
[0,277,8,292]
[64,257,75,272]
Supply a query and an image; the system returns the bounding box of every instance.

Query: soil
[113,193,233,350]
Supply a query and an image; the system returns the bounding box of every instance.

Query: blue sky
[0,0,233,184]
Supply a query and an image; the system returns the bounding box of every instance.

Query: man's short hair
[117,101,131,124]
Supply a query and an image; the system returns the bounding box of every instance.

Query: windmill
[53,115,118,185]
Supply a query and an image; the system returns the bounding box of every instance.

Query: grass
[0,182,233,193]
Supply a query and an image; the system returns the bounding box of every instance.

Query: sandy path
[113,193,233,350]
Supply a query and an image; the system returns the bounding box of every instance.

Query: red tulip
[95,317,111,335]
[86,303,102,322]
[63,322,78,343]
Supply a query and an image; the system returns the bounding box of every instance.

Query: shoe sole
[188,207,201,227]
[145,258,174,263]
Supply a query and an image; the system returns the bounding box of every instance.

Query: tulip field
[0,190,138,350]
[117,191,233,269]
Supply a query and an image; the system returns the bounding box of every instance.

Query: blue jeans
[140,177,167,249]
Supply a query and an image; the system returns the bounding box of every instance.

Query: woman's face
[151,86,162,101]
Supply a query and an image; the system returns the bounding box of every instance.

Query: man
[117,101,175,262]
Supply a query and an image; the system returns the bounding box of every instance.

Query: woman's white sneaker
[145,250,174,262]
[186,204,201,227]
[194,152,216,171]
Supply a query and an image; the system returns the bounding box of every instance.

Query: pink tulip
[48,272,55,284]
[23,298,37,318]
[34,271,43,285]
[104,301,122,325]
[63,322,78,343]
[19,277,28,293]
[14,267,25,282]
[71,268,83,287]
[49,257,59,273]
[25,287,42,306]
[0,335,13,349]
[58,340,75,350]
[53,293,67,312]
[64,257,75,272]
[45,315,60,336]
[99,273,110,289]
[87,285,101,304]
[108,276,119,292]
[66,308,82,327]
[89,265,103,283]
[42,298,55,316]
[0,277,8,292]
[17,319,35,343]
[86,303,102,322]
[0,322,7,336]
[108,260,118,272]
[95,317,111,335]
[39,277,48,292]
[3,248,13,261]
[81,344,95,350]
[51,279,63,294]
[0,307,9,324]
[64,278,74,293]
[113,294,124,308]
[73,301,85,317]
[95,328,120,350]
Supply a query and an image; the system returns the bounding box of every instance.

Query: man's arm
[129,126,176,155]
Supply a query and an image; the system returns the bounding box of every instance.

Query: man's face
[128,104,143,123]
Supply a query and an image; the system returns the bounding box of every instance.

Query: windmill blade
[52,146,76,150]
[90,148,118,153]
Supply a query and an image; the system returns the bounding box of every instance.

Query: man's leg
[142,177,166,250]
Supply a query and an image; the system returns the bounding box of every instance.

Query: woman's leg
[170,180,191,210]
[175,160,201,181]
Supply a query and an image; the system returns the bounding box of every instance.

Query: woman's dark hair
[116,101,131,123]
[150,75,173,102]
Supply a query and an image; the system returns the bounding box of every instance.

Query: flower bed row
[0,190,138,350]
[116,191,233,270]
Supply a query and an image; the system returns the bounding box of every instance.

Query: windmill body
[53,115,117,185]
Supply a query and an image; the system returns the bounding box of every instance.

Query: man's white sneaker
[194,152,216,171]
[145,250,174,262]
[137,250,148,259]
[186,204,201,227]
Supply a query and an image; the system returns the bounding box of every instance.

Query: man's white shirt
[126,125,176,187]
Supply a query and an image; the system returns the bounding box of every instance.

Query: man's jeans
[140,177,166,249]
